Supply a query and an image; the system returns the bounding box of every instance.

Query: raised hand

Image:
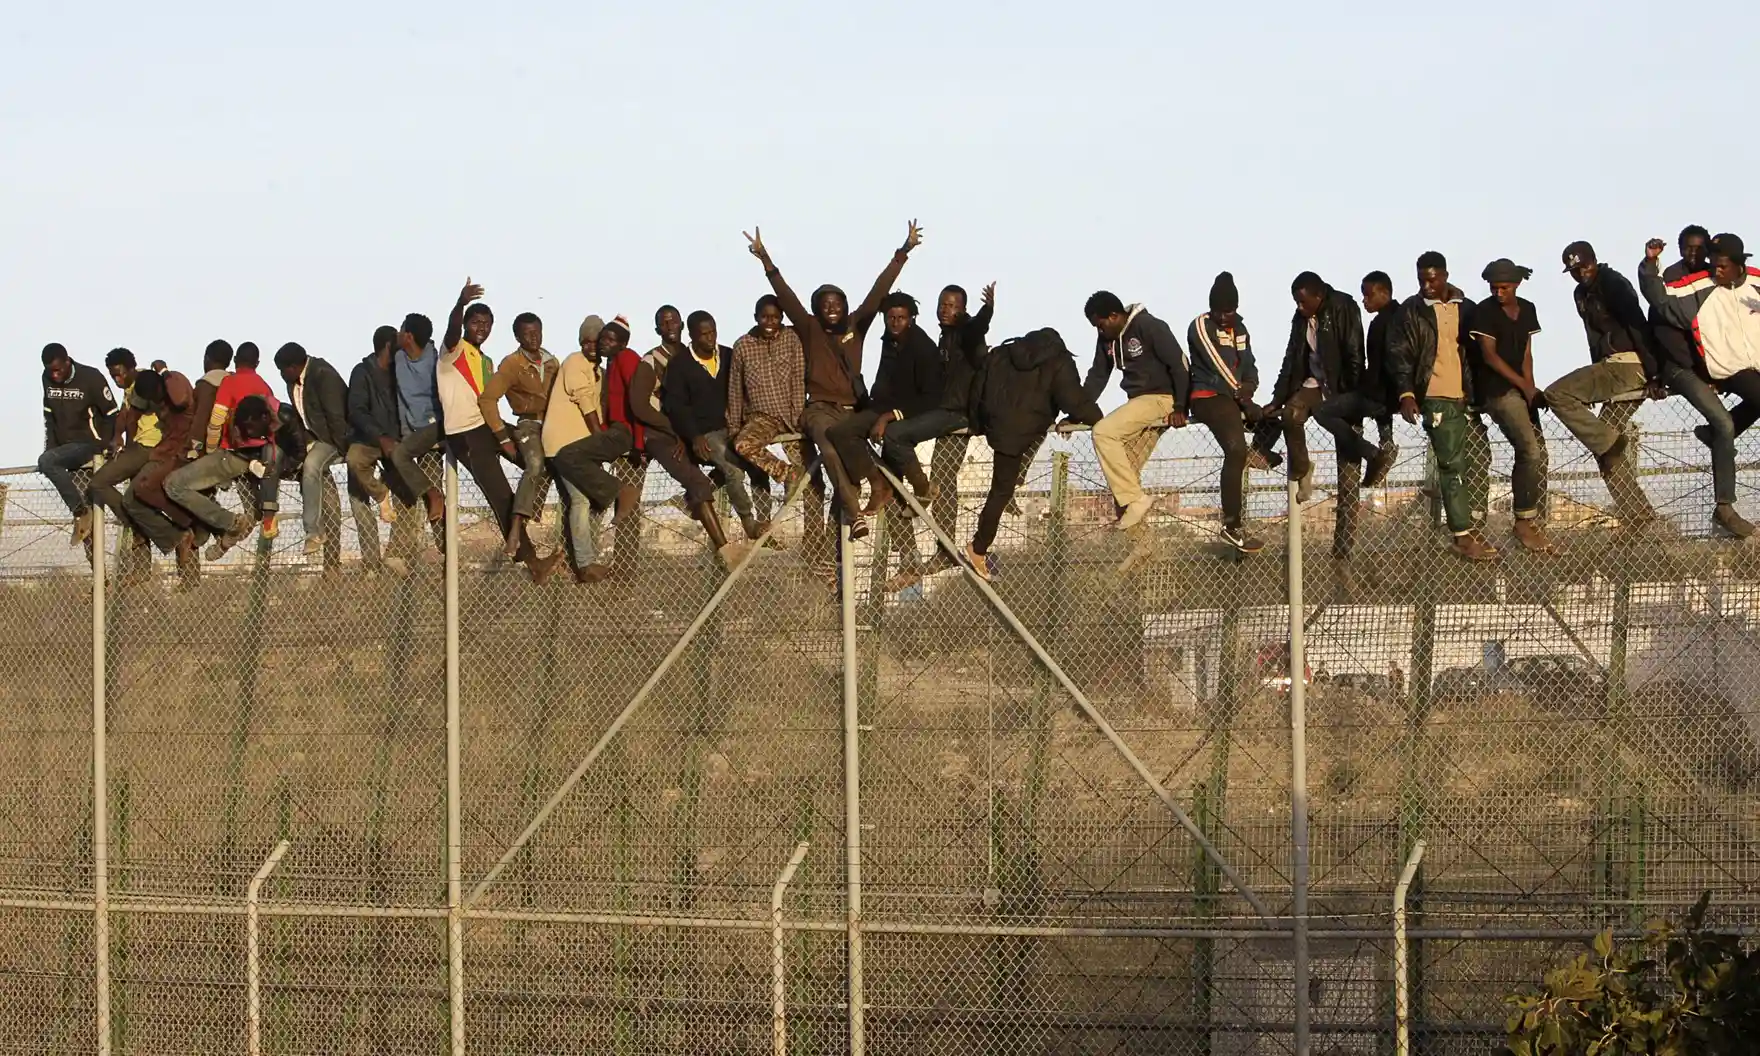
[457,276,485,306]
[1644,238,1666,261]
[981,282,996,308]
[744,227,767,260]
[903,219,924,253]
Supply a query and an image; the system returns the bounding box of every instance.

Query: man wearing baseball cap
[1648,232,1760,537]
[1543,241,1659,530]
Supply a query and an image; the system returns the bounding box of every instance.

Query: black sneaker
[1220,525,1263,554]
[1363,444,1397,488]
[1714,504,1756,539]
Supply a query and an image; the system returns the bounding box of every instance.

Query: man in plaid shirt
[728,293,821,536]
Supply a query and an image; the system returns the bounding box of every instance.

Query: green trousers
[1422,398,1473,534]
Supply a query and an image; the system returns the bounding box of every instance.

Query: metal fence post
[246,840,292,1056]
[772,842,810,1056]
[840,521,865,1056]
[445,460,465,1056]
[1287,480,1310,1056]
[1393,840,1427,1056]
[92,503,110,1056]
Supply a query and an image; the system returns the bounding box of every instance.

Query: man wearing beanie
[1082,290,1190,531]
[1256,271,1373,555]
[1468,259,1554,553]
[1389,251,1499,562]
[1649,232,1760,537]
[1545,241,1660,531]
[1186,272,1264,554]
[543,314,640,583]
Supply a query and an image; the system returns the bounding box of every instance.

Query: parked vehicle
[1432,654,1605,706]
[1328,672,1393,698]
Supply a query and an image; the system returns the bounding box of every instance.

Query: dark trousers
[972,452,1027,555]
[879,409,967,482]
[550,425,632,511]
[1252,386,1324,479]
[40,440,105,516]
[828,409,885,482]
[642,432,716,507]
[87,444,155,521]
[801,401,859,515]
[1667,364,1759,505]
[1188,395,1253,530]
[1312,390,1386,464]
[445,426,517,536]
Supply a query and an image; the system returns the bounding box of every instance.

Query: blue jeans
[166,447,281,533]
[1665,363,1742,504]
[300,440,342,538]
[557,476,604,569]
[881,409,967,481]
[699,429,754,520]
[39,440,105,516]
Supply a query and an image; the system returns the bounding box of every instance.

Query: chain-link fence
[2,389,1758,1054]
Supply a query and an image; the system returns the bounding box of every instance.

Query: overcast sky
[6,2,1755,461]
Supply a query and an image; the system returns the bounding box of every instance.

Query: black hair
[204,339,234,371]
[401,313,434,346]
[941,284,968,306]
[273,342,309,371]
[1680,224,1711,245]
[655,305,681,328]
[1084,291,1126,320]
[236,342,261,369]
[105,347,136,370]
[233,394,273,439]
[686,310,715,334]
[1291,271,1327,296]
[1361,270,1393,292]
[463,303,493,323]
[132,369,167,404]
[41,342,69,366]
[512,311,541,333]
[882,291,919,317]
[1416,250,1448,272]
[753,294,782,318]
[373,325,399,354]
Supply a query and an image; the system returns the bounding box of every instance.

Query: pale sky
[6,2,1755,461]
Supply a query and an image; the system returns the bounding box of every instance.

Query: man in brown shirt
[479,311,558,557]
[744,221,922,540]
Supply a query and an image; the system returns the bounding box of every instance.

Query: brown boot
[613,484,641,525]
[693,502,729,550]
[905,465,933,501]
[575,563,613,584]
[1512,518,1554,554]
[1450,530,1501,563]
[503,515,530,558]
[423,488,444,524]
[861,469,893,516]
[526,549,564,585]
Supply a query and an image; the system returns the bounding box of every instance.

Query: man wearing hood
[1468,259,1553,553]
[1186,272,1264,554]
[480,311,560,558]
[1389,251,1498,562]
[966,328,1103,578]
[1082,291,1190,530]
[745,221,922,540]
[1545,241,1661,531]
[827,291,944,515]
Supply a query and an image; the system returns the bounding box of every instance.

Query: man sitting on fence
[1546,241,1661,531]
[1082,291,1189,532]
[38,342,118,551]
[165,393,282,560]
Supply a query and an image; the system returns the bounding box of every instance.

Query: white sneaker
[1117,496,1154,531]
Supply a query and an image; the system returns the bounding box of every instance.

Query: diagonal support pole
[870,460,1271,918]
[465,462,823,908]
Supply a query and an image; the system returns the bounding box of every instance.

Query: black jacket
[869,322,945,419]
[41,361,117,448]
[937,302,993,414]
[971,328,1103,457]
[1272,288,1365,404]
[661,345,732,441]
[1387,291,1478,403]
[1576,265,1659,377]
[347,354,402,447]
[291,356,350,450]
[1364,306,1398,410]
[1083,305,1189,405]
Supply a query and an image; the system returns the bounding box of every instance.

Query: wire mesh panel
[0,381,1758,1056]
